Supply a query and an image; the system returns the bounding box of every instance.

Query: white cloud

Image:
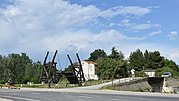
[0,19,21,49]
[131,23,160,30]
[169,49,179,64]
[121,19,160,31]
[109,23,119,27]
[40,29,126,52]
[126,36,147,40]
[149,30,162,36]
[167,31,178,40]
[121,19,132,27]
[1,0,100,29]
[0,0,101,52]
[169,49,179,59]
[0,0,152,53]
[94,30,126,42]
[162,48,179,65]
[123,30,162,41]
[100,6,151,18]
[0,0,178,66]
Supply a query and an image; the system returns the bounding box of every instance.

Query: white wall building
[81,60,98,81]
[143,70,156,77]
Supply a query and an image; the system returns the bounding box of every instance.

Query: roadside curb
[0,98,13,101]
[19,87,179,98]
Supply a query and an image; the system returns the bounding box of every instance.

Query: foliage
[129,49,165,71]
[1,47,178,85]
[151,57,179,77]
[144,51,164,69]
[0,80,5,84]
[128,49,179,77]
[88,49,107,61]
[93,47,128,80]
[135,71,148,77]
[108,47,124,60]
[0,53,42,84]
[129,49,144,71]
[96,58,128,80]
[96,58,123,79]
[163,59,179,72]
[156,67,173,77]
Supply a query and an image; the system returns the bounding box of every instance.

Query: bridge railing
[118,77,146,84]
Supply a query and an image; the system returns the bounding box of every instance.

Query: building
[143,70,156,77]
[81,60,98,81]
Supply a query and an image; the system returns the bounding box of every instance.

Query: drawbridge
[40,50,85,87]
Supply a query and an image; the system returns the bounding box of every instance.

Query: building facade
[143,70,156,77]
[81,60,98,81]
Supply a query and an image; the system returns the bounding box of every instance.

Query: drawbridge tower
[65,54,85,86]
[40,50,85,87]
[40,50,63,87]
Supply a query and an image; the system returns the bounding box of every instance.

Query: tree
[88,49,107,61]
[89,48,128,80]
[129,49,144,71]
[32,61,43,83]
[109,47,124,60]
[155,58,179,77]
[96,58,128,80]
[23,63,33,83]
[163,59,178,71]
[145,51,164,69]
[0,53,42,84]
[144,50,150,69]
[0,55,5,83]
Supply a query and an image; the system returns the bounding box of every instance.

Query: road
[1,88,179,101]
[0,77,178,101]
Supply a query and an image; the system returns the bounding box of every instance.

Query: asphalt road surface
[1,88,179,101]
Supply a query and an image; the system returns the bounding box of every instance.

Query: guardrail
[118,77,146,84]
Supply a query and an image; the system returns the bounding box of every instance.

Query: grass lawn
[0,79,111,89]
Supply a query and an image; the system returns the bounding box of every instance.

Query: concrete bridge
[115,77,179,93]
[86,77,178,93]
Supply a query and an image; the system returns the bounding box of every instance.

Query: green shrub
[0,80,5,84]
[156,67,179,77]
[135,71,147,77]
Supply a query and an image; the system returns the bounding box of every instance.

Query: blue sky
[0,0,178,68]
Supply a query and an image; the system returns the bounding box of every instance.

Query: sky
[0,0,179,68]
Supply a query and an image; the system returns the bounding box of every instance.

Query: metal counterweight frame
[40,50,85,87]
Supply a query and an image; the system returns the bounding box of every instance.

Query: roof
[83,60,97,65]
[143,70,156,72]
